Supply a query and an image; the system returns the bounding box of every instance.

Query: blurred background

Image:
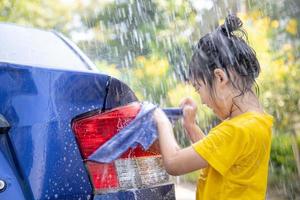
[1,0,299,199]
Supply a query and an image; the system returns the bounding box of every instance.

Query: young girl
[154,14,274,200]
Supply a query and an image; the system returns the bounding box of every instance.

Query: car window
[0,23,90,70]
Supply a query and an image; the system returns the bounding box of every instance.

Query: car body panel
[0,62,111,199]
[94,184,175,200]
[0,135,27,200]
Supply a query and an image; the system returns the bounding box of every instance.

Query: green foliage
[77,0,165,65]
[181,170,200,184]
[0,0,75,34]
[270,134,297,179]
[77,0,200,82]
[269,135,300,198]
[247,1,300,136]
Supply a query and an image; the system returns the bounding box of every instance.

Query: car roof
[0,23,98,72]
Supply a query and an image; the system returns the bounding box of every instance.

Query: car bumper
[94,183,175,200]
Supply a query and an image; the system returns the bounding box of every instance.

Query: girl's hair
[188,14,260,98]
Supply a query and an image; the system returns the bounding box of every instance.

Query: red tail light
[72,102,168,193]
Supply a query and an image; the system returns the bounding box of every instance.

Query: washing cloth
[88,102,158,163]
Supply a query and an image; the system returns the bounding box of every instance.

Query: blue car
[0,23,176,200]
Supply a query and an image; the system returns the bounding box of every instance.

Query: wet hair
[188,14,260,99]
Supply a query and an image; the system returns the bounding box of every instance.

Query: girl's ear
[213,68,228,86]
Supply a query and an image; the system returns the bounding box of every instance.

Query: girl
[154,14,274,200]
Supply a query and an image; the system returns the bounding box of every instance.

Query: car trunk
[0,62,175,200]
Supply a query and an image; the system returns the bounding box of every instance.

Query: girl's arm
[184,122,206,143]
[154,108,208,176]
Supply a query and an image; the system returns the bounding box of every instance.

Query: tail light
[72,102,169,193]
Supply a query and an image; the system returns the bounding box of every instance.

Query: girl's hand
[179,97,198,128]
[153,106,208,175]
[179,98,205,143]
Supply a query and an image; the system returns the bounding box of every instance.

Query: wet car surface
[0,23,175,200]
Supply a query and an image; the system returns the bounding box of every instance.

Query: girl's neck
[229,92,263,119]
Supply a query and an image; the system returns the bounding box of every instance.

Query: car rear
[72,102,175,199]
[0,23,175,200]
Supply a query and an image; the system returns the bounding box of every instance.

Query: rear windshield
[0,23,90,70]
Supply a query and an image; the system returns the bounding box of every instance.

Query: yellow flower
[167,83,213,119]
[143,57,169,77]
[134,68,144,79]
[136,56,146,64]
[237,12,247,21]
[250,10,261,20]
[286,18,298,35]
[167,83,199,106]
[271,20,279,29]
[287,52,295,63]
[96,61,121,79]
[270,58,288,81]
[218,19,225,26]
[134,91,144,101]
[282,43,292,52]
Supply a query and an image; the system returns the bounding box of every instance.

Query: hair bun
[222,14,243,35]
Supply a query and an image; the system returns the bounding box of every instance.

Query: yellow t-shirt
[192,112,273,200]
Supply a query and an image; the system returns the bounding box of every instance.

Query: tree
[0,0,75,34]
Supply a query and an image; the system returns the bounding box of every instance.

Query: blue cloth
[88,102,158,163]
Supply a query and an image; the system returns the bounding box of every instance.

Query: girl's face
[193,69,234,120]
